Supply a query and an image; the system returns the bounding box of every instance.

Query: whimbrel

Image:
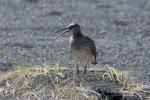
[50,22,97,75]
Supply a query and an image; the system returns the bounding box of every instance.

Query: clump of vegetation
[0,65,149,100]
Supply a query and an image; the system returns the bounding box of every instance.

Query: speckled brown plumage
[50,22,97,75]
[68,22,97,65]
[67,22,97,75]
[70,35,97,65]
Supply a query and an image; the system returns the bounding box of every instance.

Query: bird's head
[50,22,81,40]
[67,22,80,29]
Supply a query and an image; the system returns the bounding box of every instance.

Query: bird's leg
[76,63,80,78]
[83,63,88,74]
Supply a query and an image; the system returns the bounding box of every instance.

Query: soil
[0,0,150,85]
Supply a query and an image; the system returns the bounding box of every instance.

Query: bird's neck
[72,29,83,38]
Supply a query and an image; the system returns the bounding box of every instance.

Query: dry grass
[0,65,150,100]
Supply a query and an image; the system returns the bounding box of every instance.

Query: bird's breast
[69,36,74,45]
[69,37,96,63]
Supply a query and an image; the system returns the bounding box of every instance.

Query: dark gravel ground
[0,0,150,84]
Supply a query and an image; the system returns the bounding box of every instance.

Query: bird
[50,22,97,76]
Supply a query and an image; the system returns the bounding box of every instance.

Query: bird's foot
[76,64,80,79]
[83,65,88,75]
[83,69,86,75]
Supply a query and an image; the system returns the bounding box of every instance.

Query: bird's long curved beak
[50,27,69,40]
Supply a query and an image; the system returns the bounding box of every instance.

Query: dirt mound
[0,65,149,100]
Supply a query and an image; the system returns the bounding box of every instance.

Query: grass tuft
[0,65,149,100]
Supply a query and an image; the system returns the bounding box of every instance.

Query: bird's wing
[81,36,97,58]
